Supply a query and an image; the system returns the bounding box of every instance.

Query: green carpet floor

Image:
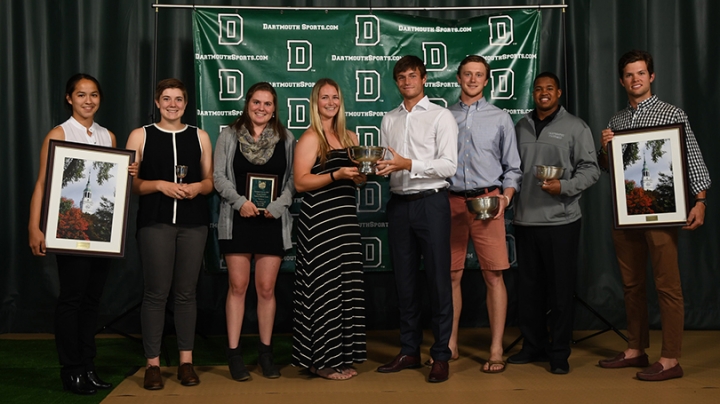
[0,335,293,404]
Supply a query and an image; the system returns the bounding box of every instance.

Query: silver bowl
[466,196,500,220]
[534,165,565,181]
[347,146,386,174]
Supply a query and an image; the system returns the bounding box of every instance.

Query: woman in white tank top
[28,74,137,395]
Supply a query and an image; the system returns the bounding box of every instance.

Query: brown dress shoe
[377,354,421,373]
[599,352,649,368]
[636,362,683,381]
[178,363,200,386]
[428,360,449,383]
[143,366,163,390]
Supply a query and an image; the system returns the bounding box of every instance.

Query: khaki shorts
[449,191,510,271]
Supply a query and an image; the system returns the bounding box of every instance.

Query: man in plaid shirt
[597,50,711,381]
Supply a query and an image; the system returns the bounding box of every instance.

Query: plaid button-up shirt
[606,95,711,195]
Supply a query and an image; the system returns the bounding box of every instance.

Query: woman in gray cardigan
[213,82,295,381]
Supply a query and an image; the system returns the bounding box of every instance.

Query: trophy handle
[370,147,387,172]
[347,147,360,166]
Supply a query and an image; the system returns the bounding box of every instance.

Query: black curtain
[1,0,717,334]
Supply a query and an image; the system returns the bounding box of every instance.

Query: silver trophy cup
[466,196,500,220]
[533,165,565,185]
[175,165,188,183]
[347,146,387,174]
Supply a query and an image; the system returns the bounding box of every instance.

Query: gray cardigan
[213,126,296,250]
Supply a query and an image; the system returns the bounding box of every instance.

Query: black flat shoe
[85,370,112,389]
[61,373,97,395]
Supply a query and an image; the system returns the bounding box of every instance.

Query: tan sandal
[482,360,507,374]
[337,365,358,376]
[309,367,353,380]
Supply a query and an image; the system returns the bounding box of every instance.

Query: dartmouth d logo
[355,126,380,146]
[355,15,380,46]
[422,42,447,72]
[218,14,243,45]
[489,15,513,46]
[355,71,380,102]
[361,237,382,268]
[429,98,447,108]
[490,68,514,100]
[218,69,243,101]
[287,98,310,129]
[287,40,312,71]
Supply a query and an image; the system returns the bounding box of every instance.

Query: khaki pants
[611,227,683,358]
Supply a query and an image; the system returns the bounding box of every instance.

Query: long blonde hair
[309,78,354,165]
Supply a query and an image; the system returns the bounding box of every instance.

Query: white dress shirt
[380,96,458,194]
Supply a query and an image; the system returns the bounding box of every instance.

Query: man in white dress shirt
[375,55,458,383]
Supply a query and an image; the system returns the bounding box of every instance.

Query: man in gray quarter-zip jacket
[507,72,599,375]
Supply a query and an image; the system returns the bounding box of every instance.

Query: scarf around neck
[236,125,280,165]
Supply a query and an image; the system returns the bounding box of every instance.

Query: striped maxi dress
[292,149,367,370]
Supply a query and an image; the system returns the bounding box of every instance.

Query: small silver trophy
[175,165,188,183]
[466,196,501,220]
[533,165,565,185]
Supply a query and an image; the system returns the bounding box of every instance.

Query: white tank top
[58,116,112,146]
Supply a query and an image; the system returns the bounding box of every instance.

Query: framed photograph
[41,140,135,257]
[608,123,689,229]
[246,173,278,211]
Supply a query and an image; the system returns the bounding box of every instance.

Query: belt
[392,188,445,201]
[449,186,499,198]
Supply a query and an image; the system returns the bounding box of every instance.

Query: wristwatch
[695,198,706,206]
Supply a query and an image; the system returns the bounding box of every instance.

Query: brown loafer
[143,366,163,390]
[178,363,200,386]
[428,360,449,383]
[636,362,683,381]
[599,352,650,368]
[377,354,421,373]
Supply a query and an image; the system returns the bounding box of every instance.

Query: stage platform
[104,329,720,404]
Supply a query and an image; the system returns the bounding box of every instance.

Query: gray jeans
[138,223,208,358]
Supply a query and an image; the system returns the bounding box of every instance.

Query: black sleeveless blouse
[136,124,209,228]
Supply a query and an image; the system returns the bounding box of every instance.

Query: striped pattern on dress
[292,150,367,370]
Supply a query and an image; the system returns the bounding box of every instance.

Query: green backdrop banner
[192,9,540,272]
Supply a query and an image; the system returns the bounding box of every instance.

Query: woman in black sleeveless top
[126,78,214,390]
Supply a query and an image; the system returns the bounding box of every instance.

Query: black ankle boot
[85,370,112,389]
[61,372,97,395]
[258,342,281,378]
[227,346,250,381]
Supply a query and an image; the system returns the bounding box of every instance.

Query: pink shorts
[449,190,510,271]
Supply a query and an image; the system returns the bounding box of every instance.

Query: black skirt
[218,139,286,257]
[218,210,284,256]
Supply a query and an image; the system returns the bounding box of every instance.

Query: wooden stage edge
[103,329,720,404]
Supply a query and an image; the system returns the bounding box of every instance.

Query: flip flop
[337,365,358,376]
[482,360,507,374]
[308,367,353,381]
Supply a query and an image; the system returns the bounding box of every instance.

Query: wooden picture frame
[608,124,689,229]
[41,140,135,257]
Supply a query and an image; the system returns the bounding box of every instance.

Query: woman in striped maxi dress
[291,78,367,380]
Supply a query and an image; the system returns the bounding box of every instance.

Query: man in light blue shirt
[447,55,521,373]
